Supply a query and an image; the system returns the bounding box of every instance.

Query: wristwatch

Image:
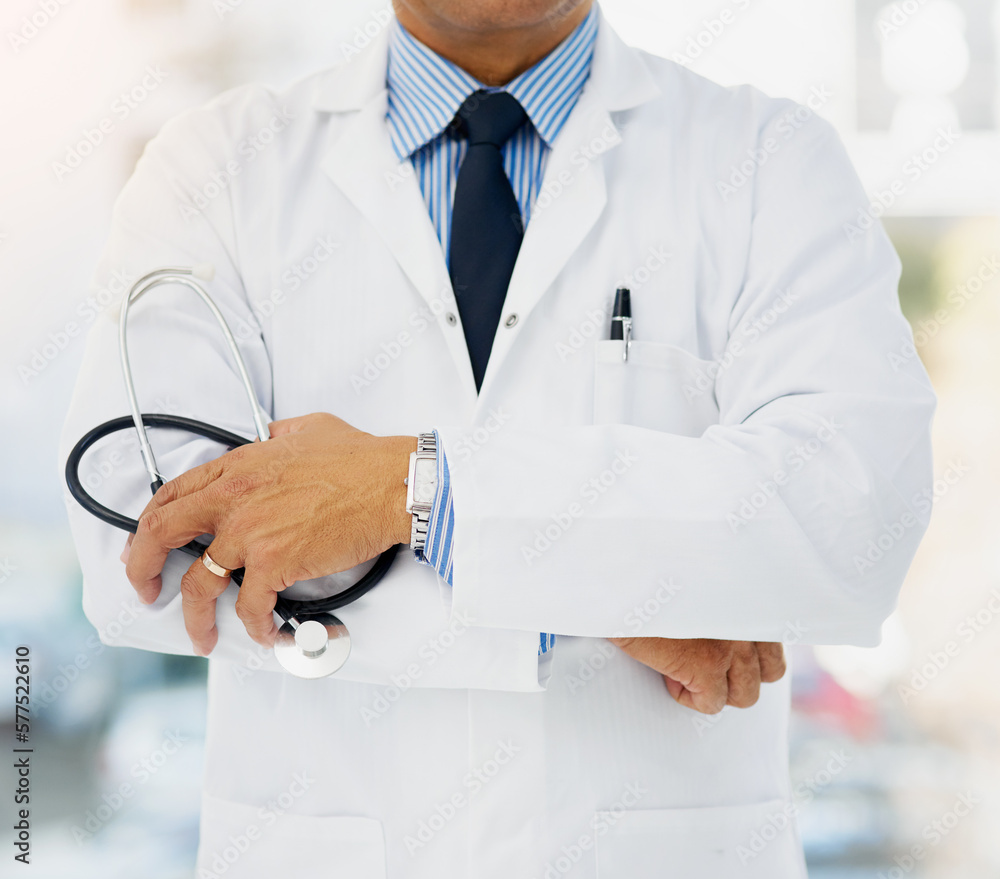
[405,432,437,553]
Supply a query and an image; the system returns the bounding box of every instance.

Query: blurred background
[1,0,999,876]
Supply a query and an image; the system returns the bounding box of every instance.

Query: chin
[406,0,589,32]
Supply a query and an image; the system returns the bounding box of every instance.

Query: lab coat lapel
[477,104,611,403]
[315,34,477,400]
[478,19,661,402]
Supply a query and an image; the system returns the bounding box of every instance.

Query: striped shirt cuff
[416,430,554,656]
[418,429,455,583]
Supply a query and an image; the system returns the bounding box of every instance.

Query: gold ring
[201,550,233,579]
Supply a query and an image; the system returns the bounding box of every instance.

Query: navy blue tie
[448,90,528,391]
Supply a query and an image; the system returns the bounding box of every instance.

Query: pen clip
[622,317,632,363]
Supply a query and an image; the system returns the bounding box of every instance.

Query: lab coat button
[504,313,518,328]
[445,312,458,326]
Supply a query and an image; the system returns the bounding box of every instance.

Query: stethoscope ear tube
[70,267,396,678]
[65,413,397,624]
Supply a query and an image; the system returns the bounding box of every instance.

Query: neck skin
[392,2,593,86]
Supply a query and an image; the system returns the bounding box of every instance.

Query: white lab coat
[61,10,935,879]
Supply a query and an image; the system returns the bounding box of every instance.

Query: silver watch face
[413,458,437,504]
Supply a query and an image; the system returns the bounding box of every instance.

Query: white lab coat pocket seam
[198,792,387,879]
[594,799,807,879]
[592,340,721,436]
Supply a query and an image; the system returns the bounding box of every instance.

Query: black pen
[609,286,632,362]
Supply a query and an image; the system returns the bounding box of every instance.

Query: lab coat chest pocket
[197,793,387,879]
[595,800,807,879]
[593,340,720,436]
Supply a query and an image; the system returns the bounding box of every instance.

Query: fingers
[267,416,309,438]
[268,412,342,438]
[608,637,672,676]
[663,676,686,704]
[756,642,787,683]
[234,567,282,648]
[614,637,730,714]
[173,541,283,655]
[644,640,786,716]
[180,543,237,656]
[676,644,730,715]
[126,491,223,604]
[687,676,729,714]
[725,642,762,709]
[666,646,758,713]
[670,679,729,715]
[141,458,226,518]
[664,680,695,711]
[124,452,248,602]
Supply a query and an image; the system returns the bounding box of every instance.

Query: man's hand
[122,412,416,656]
[608,637,786,714]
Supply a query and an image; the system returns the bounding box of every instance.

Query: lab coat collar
[310,22,391,113]
[313,9,661,409]
[310,7,659,118]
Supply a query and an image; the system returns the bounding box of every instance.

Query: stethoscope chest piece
[273,614,351,679]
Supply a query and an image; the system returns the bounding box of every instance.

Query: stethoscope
[65,266,399,679]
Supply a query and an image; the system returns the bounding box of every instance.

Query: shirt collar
[386,5,599,161]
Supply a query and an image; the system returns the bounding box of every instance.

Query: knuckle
[137,508,164,539]
[220,472,256,500]
[766,658,788,682]
[759,643,787,681]
[180,569,217,602]
[235,604,269,634]
[730,688,759,709]
[250,545,274,571]
[226,445,249,465]
[250,550,287,586]
[709,641,732,668]
[153,479,177,505]
[225,508,251,533]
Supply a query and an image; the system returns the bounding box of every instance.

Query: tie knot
[453,90,527,148]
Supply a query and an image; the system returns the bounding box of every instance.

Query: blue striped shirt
[387,7,599,657]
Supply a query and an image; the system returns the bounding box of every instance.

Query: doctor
[61,0,935,876]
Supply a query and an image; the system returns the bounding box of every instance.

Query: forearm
[436,391,933,646]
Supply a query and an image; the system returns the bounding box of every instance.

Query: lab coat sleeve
[59,86,282,663]
[415,441,557,655]
[435,111,937,647]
